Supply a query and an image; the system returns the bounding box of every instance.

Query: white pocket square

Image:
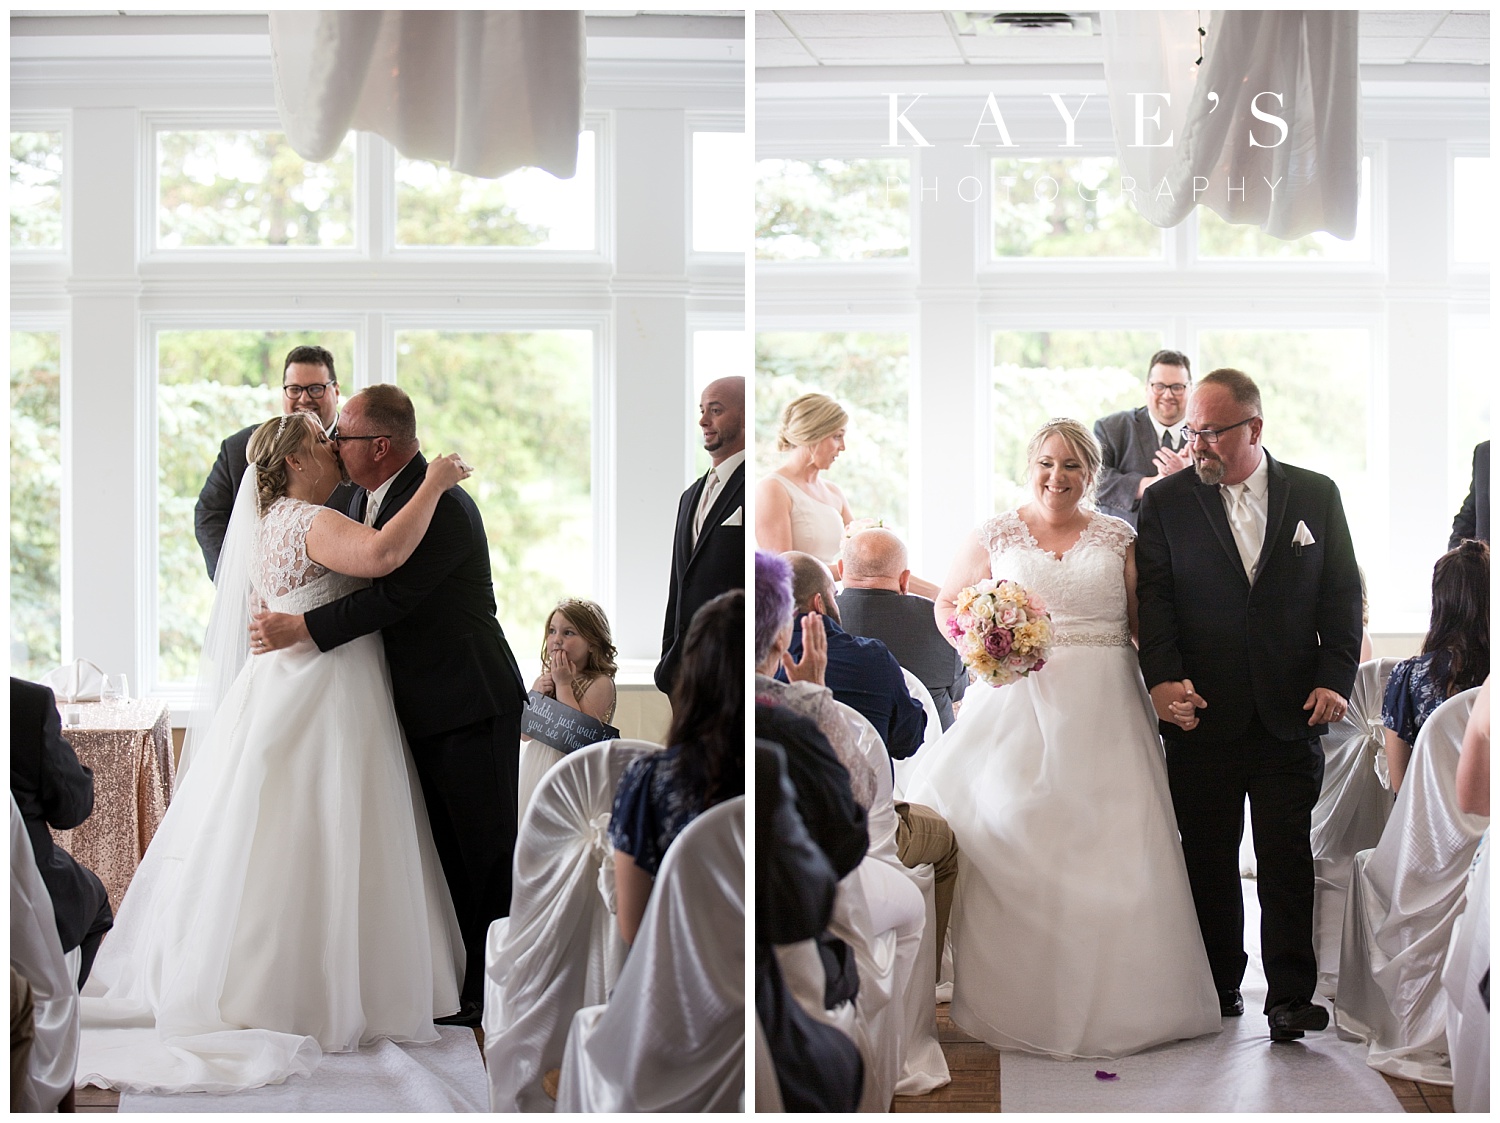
[1292,521,1316,552]
[720,506,743,527]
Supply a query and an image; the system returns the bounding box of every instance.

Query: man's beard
[1193,452,1225,485]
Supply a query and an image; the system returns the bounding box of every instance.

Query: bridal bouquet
[947,579,1053,687]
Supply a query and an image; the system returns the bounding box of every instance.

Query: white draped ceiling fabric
[1101,10,1361,240]
[269,10,585,180]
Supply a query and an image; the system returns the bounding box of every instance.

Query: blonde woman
[518,598,620,816]
[755,392,852,564]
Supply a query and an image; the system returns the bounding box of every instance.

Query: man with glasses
[1093,349,1195,529]
[193,345,352,578]
[1135,367,1362,1045]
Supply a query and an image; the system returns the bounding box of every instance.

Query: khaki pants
[894,801,959,975]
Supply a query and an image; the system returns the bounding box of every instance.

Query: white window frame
[1448,143,1491,275]
[10,111,72,263]
[687,112,748,263]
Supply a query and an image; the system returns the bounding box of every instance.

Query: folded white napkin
[38,659,107,703]
[721,506,743,527]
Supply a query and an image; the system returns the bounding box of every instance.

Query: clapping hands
[783,611,828,686]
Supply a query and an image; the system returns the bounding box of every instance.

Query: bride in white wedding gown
[906,419,1221,1059]
[78,414,468,1093]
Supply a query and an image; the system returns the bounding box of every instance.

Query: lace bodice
[979,510,1135,642]
[255,497,369,613]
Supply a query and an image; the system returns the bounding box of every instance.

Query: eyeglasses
[1148,382,1190,396]
[329,428,390,444]
[284,382,336,400]
[1180,416,1257,445]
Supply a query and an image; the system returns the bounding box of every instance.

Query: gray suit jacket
[1094,406,1177,529]
[834,587,966,731]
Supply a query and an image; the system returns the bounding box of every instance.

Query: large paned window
[394,130,597,250]
[394,330,594,650]
[1452,156,1491,266]
[1197,328,1373,571]
[756,158,911,261]
[991,157,1163,259]
[11,330,64,679]
[692,132,750,253]
[990,330,1164,511]
[1197,157,1373,261]
[10,131,64,251]
[755,331,912,534]
[156,130,357,250]
[156,330,356,682]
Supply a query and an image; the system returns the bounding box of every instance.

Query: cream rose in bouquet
[945,579,1053,687]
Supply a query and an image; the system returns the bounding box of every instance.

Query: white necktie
[1225,483,1263,581]
[693,468,720,543]
[364,494,379,528]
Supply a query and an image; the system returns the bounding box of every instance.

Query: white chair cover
[892,667,943,800]
[482,738,655,1113]
[1443,832,1489,1112]
[841,699,948,1097]
[10,794,80,1112]
[827,863,902,1111]
[1313,657,1399,998]
[557,797,745,1112]
[1335,688,1489,1083]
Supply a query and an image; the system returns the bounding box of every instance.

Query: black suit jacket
[835,587,966,731]
[9,678,111,953]
[655,461,746,694]
[1094,406,1179,529]
[194,421,355,580]
[1136,452,1363,743]
[303,454,526,740]
[1449,439,1490,548]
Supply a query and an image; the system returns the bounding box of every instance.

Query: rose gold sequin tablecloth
[50,698,174,914]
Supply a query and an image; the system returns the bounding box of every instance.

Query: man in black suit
[249,385,526,1026]
[1136,368,1362,1043]
[655,375,746,696]
[194,345,354,579]
[836,527,966,731]
[1448,439,1490,548]
[10,678,113,987]
[1093,349,1195,528]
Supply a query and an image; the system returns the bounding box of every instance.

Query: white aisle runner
[118,1028,487,1113]
[999,880,1401,1112]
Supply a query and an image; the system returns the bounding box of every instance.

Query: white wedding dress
[905,510,1220,1059]
[78,495,463,1093]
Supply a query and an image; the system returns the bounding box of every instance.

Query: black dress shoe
[435,999,482,1028]
[1267,998,1329,1042]
[1218,988,1244,1017]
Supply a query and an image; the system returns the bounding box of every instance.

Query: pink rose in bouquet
[947,579,1053,687]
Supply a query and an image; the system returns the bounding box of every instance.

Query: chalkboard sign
[520,690,621,754]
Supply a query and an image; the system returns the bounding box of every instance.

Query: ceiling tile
[756,13,795,40]
[1359,36,1427,61]
[782,11,954,39]
[1435,11,1490,37]
[1416,36,1490,62]
[802,35,965,63]
[756,37,816,67]
[1358,11,1447,38]
[958,35,1105,62]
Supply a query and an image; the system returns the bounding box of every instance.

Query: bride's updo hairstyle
[1026,418,1103,505]
[247,413,320,516]
[777,392,849,453]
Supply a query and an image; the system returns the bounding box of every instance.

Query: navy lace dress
[609,745,744,875]
[1382,652,1452,746]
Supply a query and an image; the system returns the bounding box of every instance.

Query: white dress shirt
[693,449,744,544]
[1220,453,1269,582]
[362,454,416,527]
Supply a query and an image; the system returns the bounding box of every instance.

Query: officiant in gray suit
[1093,349,1195,529]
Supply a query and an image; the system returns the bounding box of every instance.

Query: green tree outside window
[11,330,63,679]
[11,132,64,250]
[756,159,910,262]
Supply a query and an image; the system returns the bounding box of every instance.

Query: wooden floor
[889,1003,1455,1113]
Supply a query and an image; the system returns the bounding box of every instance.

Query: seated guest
[1383,540,1489,793]
[759,550,958,974]
[1448,439,1490,549]
[519,598,619,816]
[836,527,966,732]
[780,551,926,765]
[9,678,113,987]
[756,741,863,1113]
[610,591,744,945]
